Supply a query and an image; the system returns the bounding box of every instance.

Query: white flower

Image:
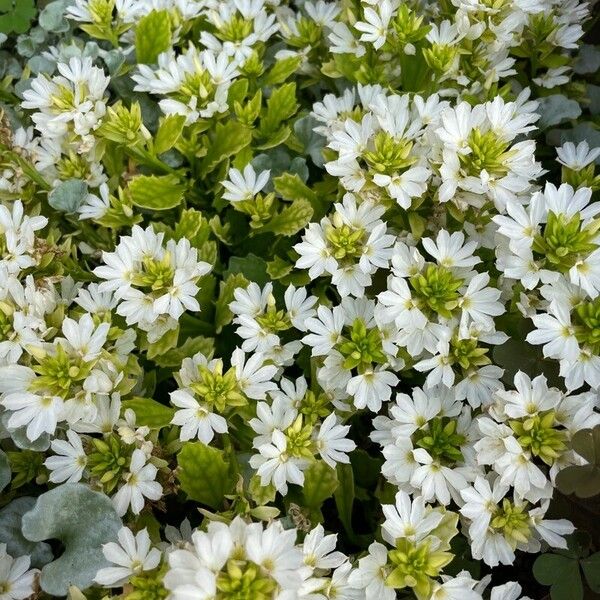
[315,413,356,468]
[95,527,161,587]
[170,390,228,443]
[0,544,38,600]
[302,524,346,571]
[112,449,163,516]
[556,141,600,170]
[249,429,309,494]
[347,542,395,600]
[354,1,395,49]
[221,164,270,202]
[231,348,277,399]
[0,366,63,441]
[381,491,444,545]
[44,429,87,483]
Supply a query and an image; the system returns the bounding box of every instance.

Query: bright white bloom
[44,429,87,483]
[95,527,161,586]
[112,449,163,516]
[0,545,38,600]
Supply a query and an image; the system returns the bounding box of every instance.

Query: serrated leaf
[215,273,249,333]
[129,174,185,210]
[201,121,252,175]
[21,484,122,596]
[260,83,298,139]
[147,326,180,359]
[154,114,186,154]
[263,56,302,85]
[177,442,236,509]
[266,256,294,279]
[274,172,317,203]
[152,335,215,368]
[48,179,88,213]
[135,10,171,64]
[259,198,313,236]
[174,208,211,247]
[121,397,175,429]
[225,254,269,286]
[302,460,338,509]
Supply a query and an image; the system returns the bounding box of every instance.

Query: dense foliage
[1,0,600,599]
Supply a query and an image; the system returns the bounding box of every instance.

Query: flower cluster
[0,0,599,598]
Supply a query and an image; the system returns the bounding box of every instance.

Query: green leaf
[0,497,53,568]
[154,114,186,155]
[215,273,249,334]
[129,174,185,211]
[533,554,583,600]
[266,256,294,280]
[334,463,354,535]
[48,179,88,214]
[225,254,269,287]
[263,56,302,85]
[135,10,172,64]
[273,172,317,203]
[0,0,36,34]
[0,449,9,492]
[22,484,122,596]
[177,442,236,509]
[152,335,215,368]
[572,426,600,464]
[259,198,313,236]
[302,460,338,509]
[581,552,600,592]
[174,208,211,247]
[260,83,298,139]
[121,397,175,429]
[146,325,180,359]
[556,464,600,498]
[202,121,252,175]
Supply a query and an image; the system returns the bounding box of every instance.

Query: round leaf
[22,483,122,596]
[48,179,88,213]
[0,497,53,568]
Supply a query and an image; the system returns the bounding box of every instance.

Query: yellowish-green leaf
[177,442,236,509]
[129,174,185,211]
[259,198,313,236]
[154,114,186,155]
[274,172,317,203]
[135,10,171,64]
[215,273,249,333]
[121,397,175,429]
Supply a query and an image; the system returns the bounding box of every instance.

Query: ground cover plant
[1,0,600,598]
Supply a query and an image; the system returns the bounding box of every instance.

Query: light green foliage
[135,10,172,64]
[129,174,186,210]
[215,273,249,333]
[177,442,236,508]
